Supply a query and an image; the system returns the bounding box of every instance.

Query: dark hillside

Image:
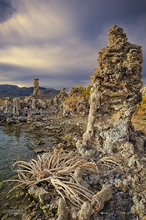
[0,84,59,97]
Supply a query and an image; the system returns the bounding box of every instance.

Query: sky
[0,0,146,89]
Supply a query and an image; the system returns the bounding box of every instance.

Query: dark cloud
[0,62,91,89]
[0,0,146,88]
[61,0,146,40]
[0,0,16,23]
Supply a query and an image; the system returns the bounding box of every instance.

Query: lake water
[0,125,35,181]
[0,125,36,219]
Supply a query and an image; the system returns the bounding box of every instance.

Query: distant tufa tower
[33,78,39,91]
[33,78,43,98]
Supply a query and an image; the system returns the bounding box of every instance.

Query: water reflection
[0,125,35,181]
[0,124,36,219]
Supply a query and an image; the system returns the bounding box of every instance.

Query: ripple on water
[0,125,36,219]
[0,126,35,181]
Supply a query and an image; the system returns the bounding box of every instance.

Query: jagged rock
[78,201,92,220]
[63,86,90,116]
[2,81,90,120]
[57,198,68,220]
[74,167,89,188]
[13,97,20,116]
[77,25,143,155]
[33,78,44,98]
[70,185,112,220]
[91,184,112,212]
[28,185,50,205]
[2,79,49,121]
[140,86,146,96]
[4,98,13,114]
[48,88,67,115]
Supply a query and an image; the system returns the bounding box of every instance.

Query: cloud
[0,62,92,89]
[0,0,146,89]
[0,0,99,89]
[0,1,73,46]
[0,0,16,23]
[0,42,97,73]
[122,14,146,84]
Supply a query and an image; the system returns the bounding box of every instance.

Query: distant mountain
[0,84,60,97]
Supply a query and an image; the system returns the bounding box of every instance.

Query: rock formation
[33,78,44,98]
[4,98,13,115]
[2,79,48,121]
[1,81,68,121]
[13,97,21,116]
[1,80,91,120]
[141,86,146,96]
[77,25,144,156]
[63,86,91,116]
[48,88,67,116]
[33,78,39,90]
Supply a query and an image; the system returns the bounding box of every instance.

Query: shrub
[81,85,92,100]
[8,149,98,207]
[137,96,146,112]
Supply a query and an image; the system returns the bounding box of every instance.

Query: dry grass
[136,95,146,114]
[98,156,120,166]
[0,99,5,104]
[8,149,98,207]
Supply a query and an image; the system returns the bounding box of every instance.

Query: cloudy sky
[0,0,146,89]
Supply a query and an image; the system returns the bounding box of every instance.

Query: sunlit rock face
[77,25,143,156]
[63,86,90,117]
[141,86,146,96]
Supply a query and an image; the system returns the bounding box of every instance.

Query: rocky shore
[0,113,145,220]
[0,25,146,220]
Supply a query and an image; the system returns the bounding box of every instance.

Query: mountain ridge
[0,84,59,97]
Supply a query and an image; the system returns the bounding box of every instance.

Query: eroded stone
[77,25,144,155]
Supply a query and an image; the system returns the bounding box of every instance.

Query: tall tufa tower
[33,78,39,91]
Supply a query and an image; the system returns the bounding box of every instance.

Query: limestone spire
[76,25,143,157]
[33,78,39,92]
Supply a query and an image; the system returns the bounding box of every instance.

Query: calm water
[0,125,35,181]
[0,125,36,219]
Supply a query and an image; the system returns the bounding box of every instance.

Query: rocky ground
[0,24,146,219]
[0,114,145,220]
